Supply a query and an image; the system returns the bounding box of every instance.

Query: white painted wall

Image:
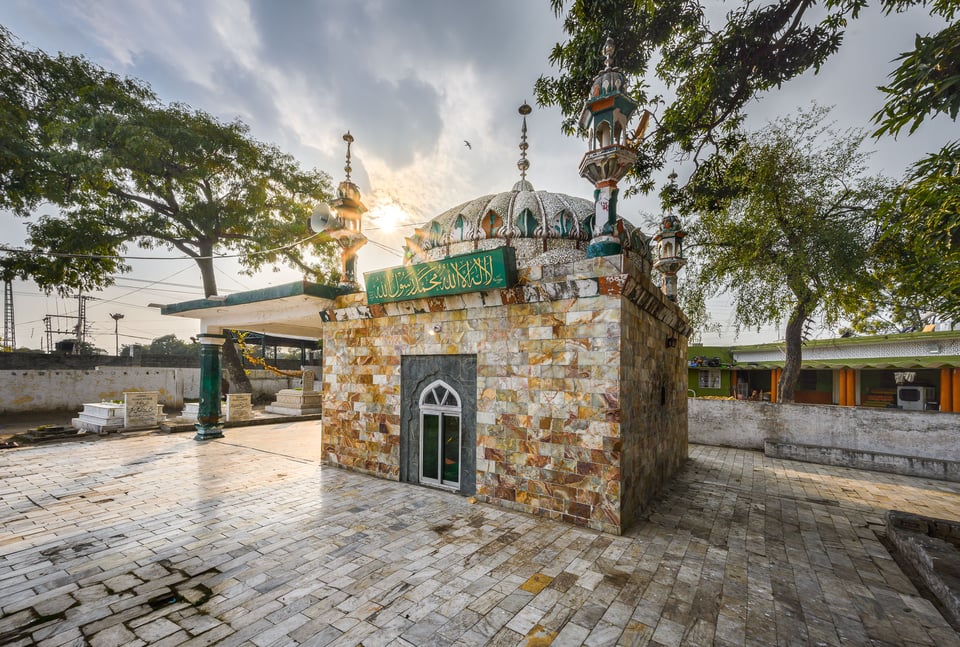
[0,367,190,414]
[0,367,292,414]
[245,370,292,401]
[689,398,960,462]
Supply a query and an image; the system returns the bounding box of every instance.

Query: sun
[366,202,412,233]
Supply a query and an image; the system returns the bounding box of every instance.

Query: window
[481,211,502,238]
[698,369,721,390]
[453,214,468,241]
[419,381,462,490]
[516,209,538,237]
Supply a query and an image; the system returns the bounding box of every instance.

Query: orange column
[846,369,857,406]
[838,369,847,406]
[770,369,779,403]
[953,368,960,413]
[941,368,952,412]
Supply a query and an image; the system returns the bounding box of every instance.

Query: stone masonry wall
[619,296,689,529]
[321,254,689,533]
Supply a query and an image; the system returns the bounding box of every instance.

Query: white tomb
[73,402,125,434]
[73,391,164,433]
[178,402,200,421]
[178,397,253,423]
[265,370,322,415]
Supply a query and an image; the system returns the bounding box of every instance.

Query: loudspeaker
[309,203,342,233]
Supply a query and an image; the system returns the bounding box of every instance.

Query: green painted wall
[688,368,732,397]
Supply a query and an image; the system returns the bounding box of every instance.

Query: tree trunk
[220,333,252,394]
[778,305,809,403]
[197,250,218,300]
[196,251,252,394]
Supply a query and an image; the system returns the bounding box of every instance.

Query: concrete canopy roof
[159,281,343,339]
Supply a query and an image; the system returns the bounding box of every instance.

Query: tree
[145,334,200,357]
[537,0,959,338]
[536,1,956,198]
[1,27,340,389]
[55,338,107,356]
[683,107,892,402]
[0,25,143,292]
[871,11,960,322]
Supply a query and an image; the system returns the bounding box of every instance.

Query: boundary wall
[689,398,960,481]
[0,368,290,414]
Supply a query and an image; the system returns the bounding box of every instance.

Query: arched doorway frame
[418,379,462,490]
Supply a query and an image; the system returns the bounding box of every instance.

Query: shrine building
[162,39,691,534]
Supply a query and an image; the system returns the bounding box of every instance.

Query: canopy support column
[195,333,226,441]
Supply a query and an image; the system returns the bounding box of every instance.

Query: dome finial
[343,131,354,182]
[517,102,532,184]
[603,35,615,69]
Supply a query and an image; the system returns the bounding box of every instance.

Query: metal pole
[110,313,125,356]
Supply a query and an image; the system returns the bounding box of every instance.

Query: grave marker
[124,392,159,429]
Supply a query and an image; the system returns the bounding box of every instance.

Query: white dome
[405,182,645,266]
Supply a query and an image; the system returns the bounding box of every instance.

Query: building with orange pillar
[688,330,960,411]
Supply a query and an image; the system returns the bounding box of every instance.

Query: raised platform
[264,389,323,416]
[764,440,960,482]
[72,402,125,434]
[887,510,960,629]
[159,410,323,433]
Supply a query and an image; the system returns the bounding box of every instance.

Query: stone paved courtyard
[2,421,959,646]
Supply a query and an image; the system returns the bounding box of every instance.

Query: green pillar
[195,333,226,441]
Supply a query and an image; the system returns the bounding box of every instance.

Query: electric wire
[0,230,322,261]
[88,264,196,310]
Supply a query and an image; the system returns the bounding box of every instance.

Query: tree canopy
[1,25,341,390]
[0,25,340,298]
[537,1,956,194]
[684,106,892,401]
[0,25,147,291]
[143,334,200,357]
[537,0,959,327]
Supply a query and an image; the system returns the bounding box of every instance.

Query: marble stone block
[180,402,199,421]
[265,389,323,415]
[73,402,125,434]
[226,393,253,421]
[124,392,159,429]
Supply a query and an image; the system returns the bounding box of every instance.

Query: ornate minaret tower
[314,132,368,290]
[331,132,367,289]
[653,173,687,301]
[579,36,640,258]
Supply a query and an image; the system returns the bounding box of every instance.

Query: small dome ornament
[342,131,354,182]
[603,35,615,69]
[517,102,532,185]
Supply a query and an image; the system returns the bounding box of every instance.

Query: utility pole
[2,279,14,350]
[110,313,124,356]
[76,293,88,348]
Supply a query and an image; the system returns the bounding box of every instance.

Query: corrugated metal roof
[731,356,960,370]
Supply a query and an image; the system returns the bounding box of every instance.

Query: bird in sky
[464,140,472,149]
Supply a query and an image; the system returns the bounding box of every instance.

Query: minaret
[578,36,640,258]
[329,132,367,290]
[653,173,687,301]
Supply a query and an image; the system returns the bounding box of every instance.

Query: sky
[0,0,953,353]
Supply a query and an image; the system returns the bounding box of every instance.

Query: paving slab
[1,421,959,645]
